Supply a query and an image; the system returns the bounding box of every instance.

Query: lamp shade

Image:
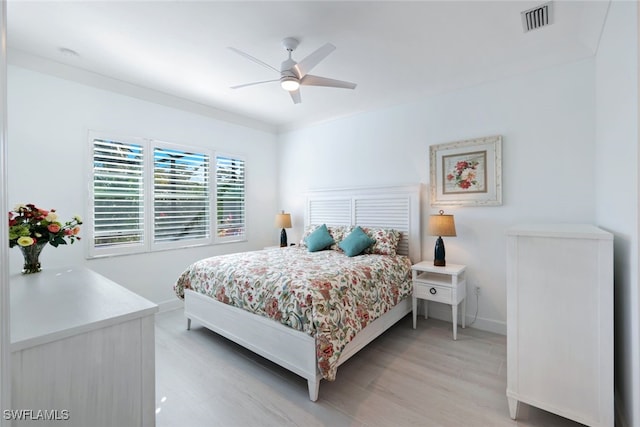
[427,210,456,237]
[275,212,292,229]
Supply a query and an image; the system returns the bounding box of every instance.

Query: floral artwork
[430,135,502,206]
[443,150,487,194]
[8,203,82,248]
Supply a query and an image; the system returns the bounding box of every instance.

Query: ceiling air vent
[521,2,553,33]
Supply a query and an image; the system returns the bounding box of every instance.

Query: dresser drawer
[413,282,452,304]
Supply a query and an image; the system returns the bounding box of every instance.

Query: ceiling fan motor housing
[281,58,298,74]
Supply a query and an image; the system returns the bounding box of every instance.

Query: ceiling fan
[228,37,357,104]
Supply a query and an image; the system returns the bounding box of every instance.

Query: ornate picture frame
[429,135,502,206]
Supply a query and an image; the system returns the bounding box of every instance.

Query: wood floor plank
[155,309,584,426]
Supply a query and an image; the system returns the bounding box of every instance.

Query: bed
[174,185,422,401]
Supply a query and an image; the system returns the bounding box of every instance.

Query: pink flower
[47,224,61,233]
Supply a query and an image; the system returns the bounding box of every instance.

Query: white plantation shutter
[216,155,245,240]
[92,139,145,251]
[153,147,210,244]
[89,133,245,256]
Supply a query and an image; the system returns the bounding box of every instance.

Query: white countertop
[506,223,613,240]
[11,267,158,351]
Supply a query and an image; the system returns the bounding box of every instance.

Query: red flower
[356,304,370,327]
[215,287,229,304]
[459,180,471,189]
[265,297,282,320]
[317,336,334,359]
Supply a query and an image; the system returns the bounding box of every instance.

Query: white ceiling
[7,1,610,132]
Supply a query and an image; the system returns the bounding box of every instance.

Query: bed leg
[187,318,191,330]
[307,378,320,402]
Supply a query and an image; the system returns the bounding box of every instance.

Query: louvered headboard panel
[305,185,421,263]
[308,199,351,226]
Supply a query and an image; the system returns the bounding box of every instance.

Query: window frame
[87,131,246,258]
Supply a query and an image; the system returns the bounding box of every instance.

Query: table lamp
[275,211,292,247]
[427,210,456,266]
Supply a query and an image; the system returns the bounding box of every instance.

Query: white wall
[279,58,597,334]
[7,66,279,306]
[595,1,639,426]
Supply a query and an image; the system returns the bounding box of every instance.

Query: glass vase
[19,241,48,274]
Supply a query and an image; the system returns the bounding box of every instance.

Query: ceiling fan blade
[230,79,280,89]
[300,74,357,90]
[228,47,280,74]
[294,43,336,78]
[289,89,301,104]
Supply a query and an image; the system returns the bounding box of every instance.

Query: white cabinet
[10,267,158,427]
[506,224,613,427]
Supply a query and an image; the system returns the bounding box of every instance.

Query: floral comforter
[174,246,412,380]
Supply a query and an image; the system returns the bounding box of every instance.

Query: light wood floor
[155,308,584,427]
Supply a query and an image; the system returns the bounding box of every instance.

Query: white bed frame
[184,184,421,401]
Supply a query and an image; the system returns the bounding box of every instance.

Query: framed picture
[429,135,502,206]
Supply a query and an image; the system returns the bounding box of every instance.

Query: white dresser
[10,267,158,427]
[506,224,613,427]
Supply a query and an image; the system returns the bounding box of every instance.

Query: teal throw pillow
[339,226,376,257]
[305,224,335,252]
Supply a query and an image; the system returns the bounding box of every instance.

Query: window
[92,138,145,252]
[154,147,210,245]
[89,133,245,257]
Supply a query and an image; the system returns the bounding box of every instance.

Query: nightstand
[411,261,467,340]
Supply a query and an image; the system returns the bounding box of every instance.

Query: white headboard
[305,185,422,263]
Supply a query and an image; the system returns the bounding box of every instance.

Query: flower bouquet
[446,160,479,190]
[8,203,82,274]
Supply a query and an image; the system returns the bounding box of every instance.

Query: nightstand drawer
[413,282,452,304]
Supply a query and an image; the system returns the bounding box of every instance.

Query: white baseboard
[156,298,184,313]
[421,302,506,336]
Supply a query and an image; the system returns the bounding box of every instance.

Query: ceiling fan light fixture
[280,77,300,92]
[229,38,356,104]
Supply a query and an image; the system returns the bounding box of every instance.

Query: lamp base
[433,236,446,267]
[280,228,288,247]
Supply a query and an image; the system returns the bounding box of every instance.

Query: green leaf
[50,237,64,247]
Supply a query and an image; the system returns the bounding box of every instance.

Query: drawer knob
[430,287,437,295]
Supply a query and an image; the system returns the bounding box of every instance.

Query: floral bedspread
[174,246,412,380]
